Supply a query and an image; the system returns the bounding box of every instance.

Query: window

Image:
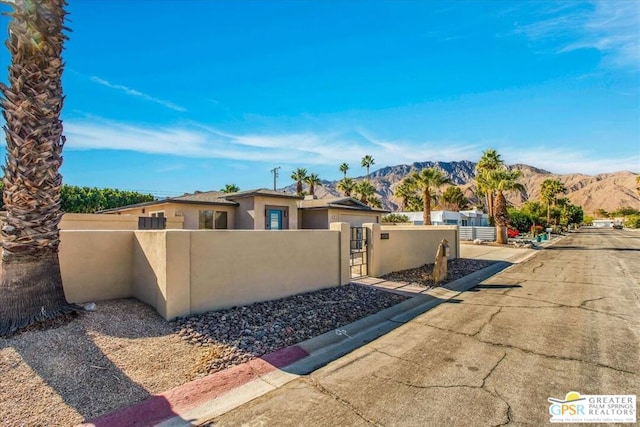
[199,210,228,229]
[215,211,228,229]
[150,211,165,218]
[199,210,213,229]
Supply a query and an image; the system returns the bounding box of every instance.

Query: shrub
[382,213,410,223]
[624,215,640,229]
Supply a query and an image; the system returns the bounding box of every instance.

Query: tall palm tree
[489,168,525,243]
[221,184,240,193]
[354,180,376,205]
[339,162,349,178]
[0,0,81,336]
[337,177,355,197]
[407,167,451,225]
[475,149,504,219]
[304,173,322,196]
[291,168,307,195]
[361,155,375,179]
[540,178,567,224]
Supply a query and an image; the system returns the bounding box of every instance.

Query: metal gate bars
[350,226,368,278]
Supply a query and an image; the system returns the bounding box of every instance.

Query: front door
[267,209,283,230]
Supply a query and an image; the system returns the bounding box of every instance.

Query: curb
[82,260,516,427]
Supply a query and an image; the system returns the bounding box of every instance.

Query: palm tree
[361,155,375,179]
[0,0,82,336]
[291,168,307,195]
[304,173,322,196]
[540,178,567,224]
[339,162,349,178]
[407,167,451,225]
[439,186,469,211]
[354,180,377,205]
[393,179,415,211]
[221,184,240,193]
[368,197,383,209]
[337,177,355,197]
[475,149,504,219]
[489,168,525,244]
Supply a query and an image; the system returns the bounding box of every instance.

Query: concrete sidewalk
[83,235,567,427]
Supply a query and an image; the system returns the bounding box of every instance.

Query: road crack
[421,324,636,375]
[306,376,382,426]
[473,307,503,337]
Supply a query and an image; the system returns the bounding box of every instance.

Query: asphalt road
[211,228,639,426]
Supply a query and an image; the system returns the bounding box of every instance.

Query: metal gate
[350,226,368,278]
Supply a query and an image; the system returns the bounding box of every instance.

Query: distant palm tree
[393,179,415,211]
[354,180,376,205]
[221,184,240,193]
[475,149,504,219]
[540,178,567,224]
[305,173,322,196]
[361,155,375,179]
[439,186,469,211]
[407,167,451,225]
[488,168,525,243]
[0,0,82,336]
[291,168,308,195]
[339,162,349,178]
[368,197,383,209]
[337,177,356,197]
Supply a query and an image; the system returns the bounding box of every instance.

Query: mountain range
[283,161,640,215]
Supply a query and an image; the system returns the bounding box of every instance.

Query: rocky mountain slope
[283,161,640,214]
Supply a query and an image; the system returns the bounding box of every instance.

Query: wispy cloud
[503,146,640,175]
[60,117,638,176]
[515,1,640,70]
[62,117,482,167]
[89,76,187,112]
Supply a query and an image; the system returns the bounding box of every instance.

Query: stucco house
[100,188,387,230]
[397,209,489,226]
[298,196,388,229]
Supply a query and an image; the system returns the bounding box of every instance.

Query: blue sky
[1,0,639,196]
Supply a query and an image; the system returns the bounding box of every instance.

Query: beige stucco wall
[233,198,256,229]
[60,213,183,230]
[45,222,455,321]
[188,230,339,314]
[366,223,459,277]
[59,230,134,303]
[132,231,191,319]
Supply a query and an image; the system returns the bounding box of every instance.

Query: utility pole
[270,166,281,191]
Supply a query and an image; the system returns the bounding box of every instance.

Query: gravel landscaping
[380,257,497,287]
[0,257,494,425]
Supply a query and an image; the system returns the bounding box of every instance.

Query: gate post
[330,222,351,285]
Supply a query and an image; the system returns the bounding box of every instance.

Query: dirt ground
[0,299,209,426]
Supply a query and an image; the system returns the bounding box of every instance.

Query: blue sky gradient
[1,0,639,196]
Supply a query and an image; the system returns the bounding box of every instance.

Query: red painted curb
[81,345,309,427]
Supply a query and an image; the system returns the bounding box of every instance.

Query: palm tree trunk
[0,0,81,336]
[423,190,432,225]
[0,252,79,335]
